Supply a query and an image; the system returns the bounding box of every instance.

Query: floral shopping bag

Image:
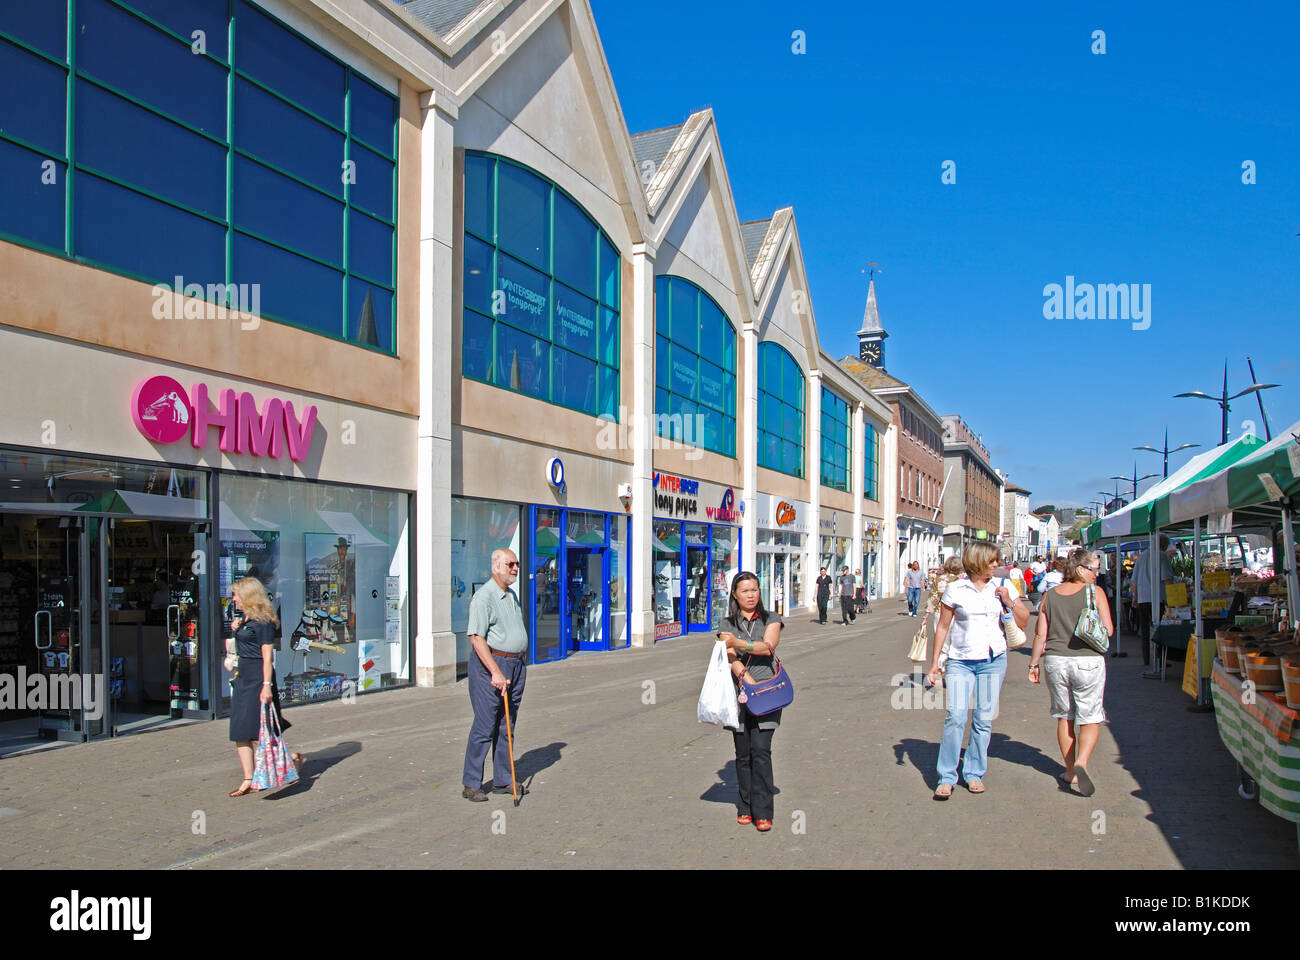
[252,703,300,791]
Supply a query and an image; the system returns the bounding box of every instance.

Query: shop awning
[1083,432,1266,543]
[1165,420,1300,524]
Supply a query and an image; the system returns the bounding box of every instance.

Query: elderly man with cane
[461,548,528,802]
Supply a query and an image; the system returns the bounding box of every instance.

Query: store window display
[451,497,522,670]
[218,474,411,707]
[652,518,683,637]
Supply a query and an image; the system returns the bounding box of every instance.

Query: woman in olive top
[717,572,784,833]
[1029,548,1114,797]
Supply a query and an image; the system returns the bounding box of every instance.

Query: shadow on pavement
[263,740,362,800]
[699,760,781,804]
[892,732,1062,790]
[516,740,567,786]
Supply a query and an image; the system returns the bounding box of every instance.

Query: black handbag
[737,655,794,716]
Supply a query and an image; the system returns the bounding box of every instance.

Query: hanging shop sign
[652,472,741,523]
[131,376,318,462]
[546,457,566,491]
[755,493,810,533]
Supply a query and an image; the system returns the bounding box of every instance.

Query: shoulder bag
[997,577,1028,649]
[1074,584,1111,653]
[737,653,794,716]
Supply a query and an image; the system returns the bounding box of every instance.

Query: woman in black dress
[716,571,784,832]
[228,577,294,796]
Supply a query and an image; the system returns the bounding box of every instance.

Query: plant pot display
[1244,649,1285,692]
[1218,632,1245,675]
[1282,654,1300,710]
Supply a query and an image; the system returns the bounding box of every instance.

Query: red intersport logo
[132,376,191,444]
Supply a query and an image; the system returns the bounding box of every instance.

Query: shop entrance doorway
[565,546,607,653]
[0,514,95,750]
[105,518,209,735]
[685,544,710,630]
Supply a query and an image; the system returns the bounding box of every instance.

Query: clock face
[860,340,882,365]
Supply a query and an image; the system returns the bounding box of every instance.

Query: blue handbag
[738,655,794,716]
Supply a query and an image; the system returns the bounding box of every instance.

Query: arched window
[462,152,620,418]
[653,275,736,456]
[820,386,851,491]
[757,342,804,477]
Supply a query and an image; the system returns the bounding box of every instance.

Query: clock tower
[856,277,888,369]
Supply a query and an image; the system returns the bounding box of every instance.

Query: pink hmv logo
[131,376,318,462]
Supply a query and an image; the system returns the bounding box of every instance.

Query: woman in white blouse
[924,543,1030,798]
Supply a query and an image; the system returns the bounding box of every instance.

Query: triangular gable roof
[739,220,770,269]
[629,124,684,177]
[749,208,821,364]
[396,0,493,38]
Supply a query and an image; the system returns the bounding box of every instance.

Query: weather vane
[861,261,880,282]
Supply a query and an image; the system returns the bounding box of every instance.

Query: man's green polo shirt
[467,579,529,654]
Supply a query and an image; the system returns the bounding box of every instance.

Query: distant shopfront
[451,494,630,667]
[754,493,810,615]
[863,519,884,599]
[818,508,854,577]
[650,471,741,640]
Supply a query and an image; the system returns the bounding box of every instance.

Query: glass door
[0,515,91,744]
[531,507,563,663]
[684,523,711,631]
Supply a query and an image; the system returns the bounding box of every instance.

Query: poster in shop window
[305,533,356,645]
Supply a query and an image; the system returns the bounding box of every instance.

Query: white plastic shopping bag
[697,639,740,728]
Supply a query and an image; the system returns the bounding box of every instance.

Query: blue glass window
[0,139,64,250]
[233,232,342,338]
[653,276,736,457]
[350,75,396,156]
[77,80,226,217]
[235,78,344,197]
[236,0,343,125]
[0,0,398,353]
[77,0,227,135]
[0,39,66,154]
[0,1,66,58]
[234,155,343,267]
[126,0,229,61]
[77,172,224,286]
[461,152,620,417]
[758,342,805,477]
[820,386,852,492]
[863,422,879,501]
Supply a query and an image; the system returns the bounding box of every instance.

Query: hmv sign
[131,375,318,462]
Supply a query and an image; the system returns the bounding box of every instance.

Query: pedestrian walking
[1130,535,1175,674]
[1028,548,1114,797]
[227,577,300,797]
[815,567,832,624]
[925,543,1030,798]
[854,569,867,614]
[909,555,963,666]
[461,548,529,802]
[1041,557,1065,593]
[905,561,926,616]
[717,571,784,832]
[838,566,856,624]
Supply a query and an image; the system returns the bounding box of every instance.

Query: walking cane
[501,686,520,806]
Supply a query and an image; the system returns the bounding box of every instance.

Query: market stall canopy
[1165,419,1300,525]
[1083,433,1265,543]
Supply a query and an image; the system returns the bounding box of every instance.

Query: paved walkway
[0,598,1294,868]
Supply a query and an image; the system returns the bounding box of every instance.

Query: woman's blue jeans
[937,653,1007,785]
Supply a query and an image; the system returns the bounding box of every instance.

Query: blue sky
[591,0,1300,511]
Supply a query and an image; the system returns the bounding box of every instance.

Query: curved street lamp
[1110,463,1160,501]
[1134,426,1200,478]
[1174,362,1278,446]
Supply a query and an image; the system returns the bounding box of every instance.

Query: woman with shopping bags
[924,543,1029,799]
[717,572,784,832]
[228,577,299,797]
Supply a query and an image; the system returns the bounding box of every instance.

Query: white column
[882,422,899,598]
[805,370,821,613]
[416,98,457,685]
[851,401,865,580]
[741,325,759,571]
[629,245,656,647]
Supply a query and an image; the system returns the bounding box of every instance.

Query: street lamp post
[1134,426,1200,478]
[1174,362,1278,446]
[1110,463,1160,501]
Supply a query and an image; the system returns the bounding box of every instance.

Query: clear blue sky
[591,0,1300,511]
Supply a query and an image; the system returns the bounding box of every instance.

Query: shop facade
[753,494,811,615]
[818,508,855,577]
[863,519,885,600]
[0,339,417,745]
[649,471,742,639]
